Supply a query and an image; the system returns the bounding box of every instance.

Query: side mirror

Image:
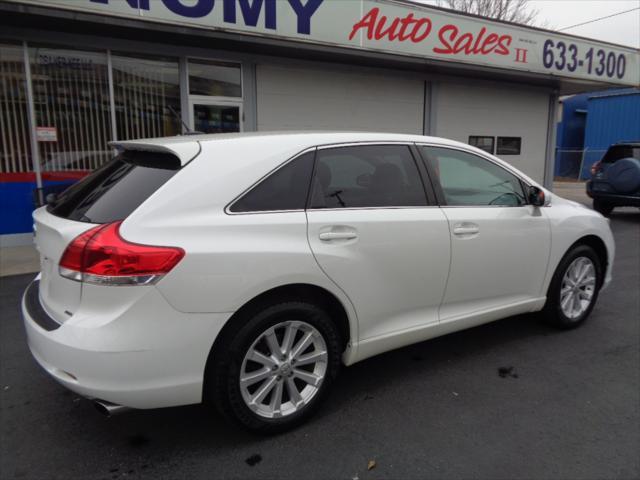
[528,186,545,207]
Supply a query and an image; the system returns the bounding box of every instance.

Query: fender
[541,195,615,295]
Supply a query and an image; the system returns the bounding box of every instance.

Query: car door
[306,144,451,342]
[417,145,551,322]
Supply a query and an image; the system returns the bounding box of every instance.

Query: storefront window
[29,45,112,172]
[0,43,32,173]
[193,104,240,133]
[112,53,182,141]
[188,59,241,97]
[2,43,246,235]
[3,47,239,171]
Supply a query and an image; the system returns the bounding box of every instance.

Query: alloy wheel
[560,256,597,319]
[239,320,328,419]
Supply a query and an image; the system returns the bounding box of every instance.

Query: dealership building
[1,0,638,244]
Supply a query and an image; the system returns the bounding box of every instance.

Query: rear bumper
[586,182,640,206]
[24,280,61,331]
[22,278,232,409]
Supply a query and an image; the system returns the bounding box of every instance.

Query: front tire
[541,244,603,329]
[207,301,342,434]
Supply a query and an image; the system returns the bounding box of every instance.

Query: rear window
[47,150,180,223]
[602,145,640,163]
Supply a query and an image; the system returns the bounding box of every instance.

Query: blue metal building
[555,94,589,178]
[556,88,640,180]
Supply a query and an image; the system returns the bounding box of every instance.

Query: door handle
[453,223,480,236]
[319,231,358,241]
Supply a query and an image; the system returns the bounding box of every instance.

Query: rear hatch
[592,144,640,193]
[35,148,184,324]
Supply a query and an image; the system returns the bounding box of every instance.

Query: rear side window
[310,145,427,209]
[602,145,640,163]
[229,151,315,213]
[48,151,180,223]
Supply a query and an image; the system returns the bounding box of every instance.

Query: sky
[532,0,640,48]
[420,0,640,48]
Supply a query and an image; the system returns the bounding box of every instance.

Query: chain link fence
[555,148,607,181]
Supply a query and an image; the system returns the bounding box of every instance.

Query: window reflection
[0,43,31,173]
[193,104,240,133]
[188,59,241,97]
[112,53,182,141]
[29,45,111,172]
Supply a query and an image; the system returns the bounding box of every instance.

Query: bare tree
[435,0,542,26]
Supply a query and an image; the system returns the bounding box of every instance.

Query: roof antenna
[167,105,203,136]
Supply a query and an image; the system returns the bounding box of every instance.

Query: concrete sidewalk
[552,181,590,206]
[0,243,38,277]
[0,181,595,278]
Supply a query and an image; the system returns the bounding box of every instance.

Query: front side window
[421,147,525,207]
[310,145,427,209]
[229,151,315,213]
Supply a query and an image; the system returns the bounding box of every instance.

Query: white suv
[23,132,614,433]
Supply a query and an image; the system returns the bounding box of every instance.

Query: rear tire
[206,301,341,434]
[541,244,603,330]
[593,199,614,216]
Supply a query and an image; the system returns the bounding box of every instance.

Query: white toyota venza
[23,132,614,433]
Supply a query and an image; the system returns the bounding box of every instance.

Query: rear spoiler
[109,140,202,167]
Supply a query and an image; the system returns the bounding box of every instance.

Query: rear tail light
[590,160,602,176]
[59,221,184,286]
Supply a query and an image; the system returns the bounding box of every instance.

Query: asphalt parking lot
[1,206,638,479]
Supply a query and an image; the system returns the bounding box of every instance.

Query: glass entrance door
[189,102,241,134]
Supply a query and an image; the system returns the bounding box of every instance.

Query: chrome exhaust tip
[93,399,132,417]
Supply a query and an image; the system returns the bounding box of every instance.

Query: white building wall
[256,64,424,134]
[434,80,551,183]
[256,64,551,184]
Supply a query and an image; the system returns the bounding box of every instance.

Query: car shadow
[320,313,553,414]
[3,266,624,479]
[609,208,640,223]
[74,312,554,448]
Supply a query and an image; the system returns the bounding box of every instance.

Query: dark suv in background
[587,141,640,216]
